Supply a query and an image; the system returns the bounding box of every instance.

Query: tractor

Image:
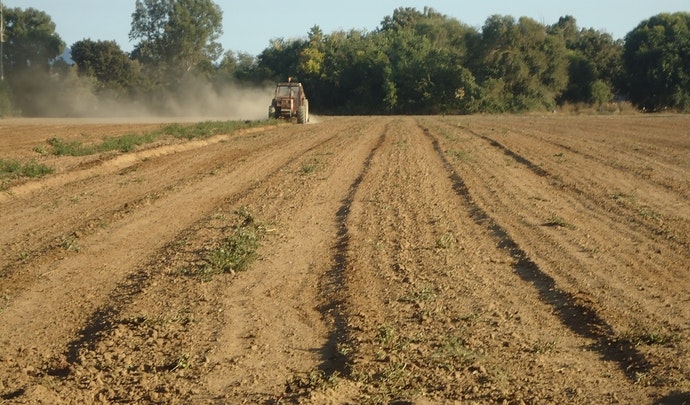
[269,79,309,124]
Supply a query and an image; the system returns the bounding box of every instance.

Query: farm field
[0,115,689,404]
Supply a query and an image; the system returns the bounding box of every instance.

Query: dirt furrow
[0,121,339,402]
[199,117,389,403]
[428,116,690,315]
[422,117,690,400]
[459,122,690,315]
[1,115,688,404]
[460,116,690,240]
[307,117,643,403]
[0,125,291,281]
[427,121,654,377]
[0,117,389,403]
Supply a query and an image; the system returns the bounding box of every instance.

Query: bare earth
[0,115,689,404]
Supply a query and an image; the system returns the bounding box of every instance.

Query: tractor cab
[269,79,309,124]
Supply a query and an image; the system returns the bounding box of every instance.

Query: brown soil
[1,115,689,404]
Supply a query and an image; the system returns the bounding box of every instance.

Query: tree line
[1,1,689,117]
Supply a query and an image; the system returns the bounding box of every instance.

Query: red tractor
[269,79,309,124]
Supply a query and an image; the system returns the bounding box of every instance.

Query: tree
[591,79,613,107]
[380,7,426,32]
[1,7,65,115]
[2,7,64,75]
[476,15,569,112]
[257,37,306,82]
[551,15,579,48]
[129,0,223,76]
[571,29,623,88]
[298,26,326,78]
[217,50,262,83]
[379,7,479,113]
[71,39,140,97]
[550,17,623,105]
[309,29,392,114]
[623,12,690,111]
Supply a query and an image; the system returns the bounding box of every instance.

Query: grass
[169,352,191,372]
[0,294,9,315]
[542,215,576,230]
[611,191,663,221]
[432,335,478,370]
[612,191,635,203]
[162,120,267,140]
[398,284,438,304]
[201,206,265,279]
[446,149,472,162]
[347,318,483,403]
[0,158,54,187]
[299,158,320,175]
[394,139,409,149]
[99,132,158,152]
[299,152,332,176]
[353,325,415,402]
[286,368,340,395]
[436,232,457,249]
[620,328,679,346]
[59,233,81,252]
[18,251,31,263]
[46,120,273,157]
[48,137,94,156]
[532,339,557,354]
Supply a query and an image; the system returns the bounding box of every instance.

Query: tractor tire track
[63,125,341,366]
[423,116,690,399]
[1,115,689,404]
[308,117,646,403]
[460,118,690,251]
[0,121,340,402]
[421,122,651,380]
[0,125,301,283]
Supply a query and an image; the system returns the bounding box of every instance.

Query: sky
[8,0,690,57]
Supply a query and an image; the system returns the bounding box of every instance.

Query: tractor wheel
[297,100,309,124]
[297,105,307,124]
[304,99,310,123]
[268,106,276,119]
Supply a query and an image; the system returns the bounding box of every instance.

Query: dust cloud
[26,74,274,122]
[155,79,275,121]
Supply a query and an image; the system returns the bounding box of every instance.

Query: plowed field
[1,115,689,404]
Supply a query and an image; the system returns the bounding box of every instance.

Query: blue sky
[8,1,690,56]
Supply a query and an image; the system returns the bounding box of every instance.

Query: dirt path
[1,115,689,404]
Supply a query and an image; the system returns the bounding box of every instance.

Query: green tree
[1,7,65,115]
[294,26,329,110]
[70,39,140,97]
[257,37,306,82]
[551,17,623,106]
[216,50,262,83]
[378,7,479,113]
[380,7,426,32]
[313,29,392,114]
[591,79,613,107]
[623,12,690,111]
[572,29,623,90]
[2,7,64,75]
[551,15,579,48]
[476,15,569,112]
[234,52,261,83]
[129,0,223,77]
[298,26,326,77]
[561,53,595,103]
